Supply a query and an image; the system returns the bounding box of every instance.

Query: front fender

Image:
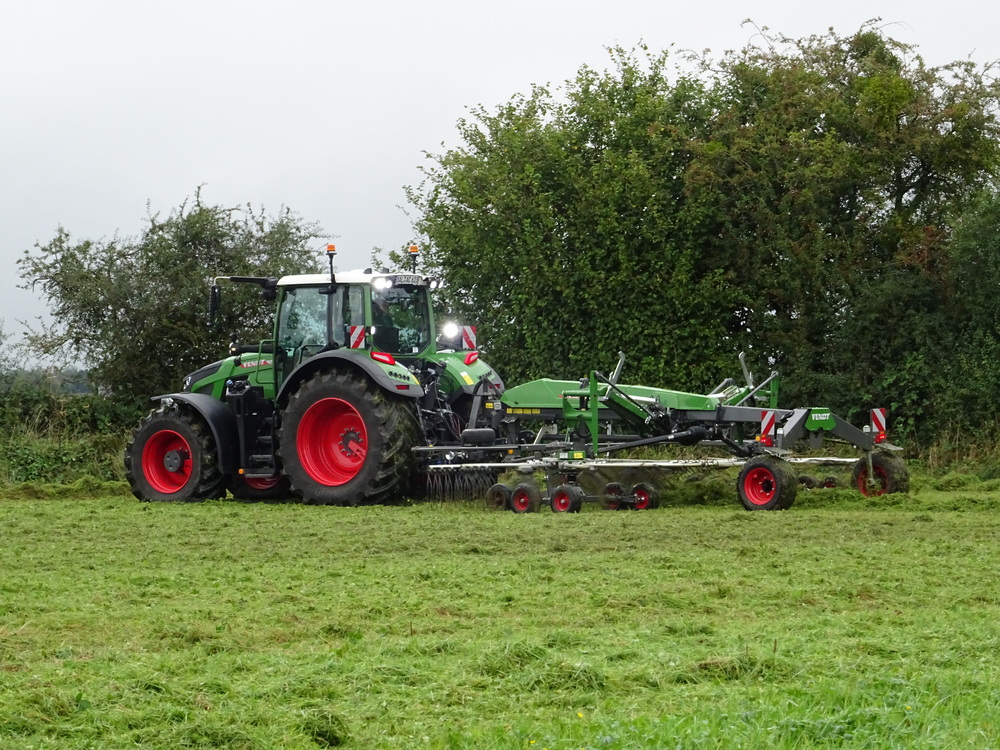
[152,392,239,474]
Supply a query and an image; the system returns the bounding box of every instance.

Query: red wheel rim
[141,429,193,494]
[857,466,889,496]
[633,487,651,510]
[743,467,777,506]
[511,489,531,512]
[243,476,282,490]
[551,491,571,512]
[298,398,368,486]
[604,484,623,510]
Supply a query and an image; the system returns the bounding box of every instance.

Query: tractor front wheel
[277,371,418,505]
[125,403,225,502]
[737,456,797,511]
[852,452,909,497]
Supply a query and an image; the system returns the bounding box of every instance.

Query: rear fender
[151,392,239,474]
[275,350,423,406]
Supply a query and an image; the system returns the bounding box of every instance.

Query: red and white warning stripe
[760,409,776,447]
[871,408,887,442]
[349,325,366,349]
[461,325,477,350]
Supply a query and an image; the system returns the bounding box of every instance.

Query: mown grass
[3,481,1000,748]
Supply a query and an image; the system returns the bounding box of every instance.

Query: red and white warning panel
[461,325,477,350]
[349,325,366,349]
[759,409,776,447]
[871,408,887,443]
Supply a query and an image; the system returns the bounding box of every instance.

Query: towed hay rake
[417,352,907,512]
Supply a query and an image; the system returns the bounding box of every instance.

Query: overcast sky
[2,0,996,348]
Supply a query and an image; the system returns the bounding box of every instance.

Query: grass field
[3,478,1000,749]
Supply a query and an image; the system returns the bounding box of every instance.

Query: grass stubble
[2,477,1000,748]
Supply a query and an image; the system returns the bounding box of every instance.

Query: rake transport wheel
[510,482,542,514]
[485,483,513,510]
[852,452,909,497]
[629,482,659,510]
[737,456,797,511]
[550,484,584,513]
[230,474,293,502]
[602,482,627,510]
[277,370,418,506]
[125,403,225,502]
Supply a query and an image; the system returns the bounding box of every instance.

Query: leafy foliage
[18,190,323,404]
[411,26,1000,440]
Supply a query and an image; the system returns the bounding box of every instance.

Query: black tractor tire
[510,481,541,514]
[737,456,797,511]
[125,403,226,502]
[629,482,659,510]
[277,370,419,506]
[550,484,584,513]
[852,452,909,497]
[230,474,293,502]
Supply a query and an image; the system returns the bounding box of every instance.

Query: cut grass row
[2,485,1000,748]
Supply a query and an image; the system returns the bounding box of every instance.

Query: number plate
[392,274,422,285]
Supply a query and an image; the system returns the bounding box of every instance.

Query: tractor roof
[277,269,429,287]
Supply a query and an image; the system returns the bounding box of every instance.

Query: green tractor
[125,246,503,505]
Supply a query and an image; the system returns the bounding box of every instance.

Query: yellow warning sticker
[461,371,474,385]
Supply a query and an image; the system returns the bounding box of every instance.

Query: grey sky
[2,0,995,346]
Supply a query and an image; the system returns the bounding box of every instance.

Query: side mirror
[208,284,221,326]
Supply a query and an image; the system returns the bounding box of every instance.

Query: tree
[409,48,737,391]
[410,27,1000,439]
[686,26,1000,424]
[18,191,324,405]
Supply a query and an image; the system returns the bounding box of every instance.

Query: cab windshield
[371,282,431,354]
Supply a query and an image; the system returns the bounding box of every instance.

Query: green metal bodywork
[500,368,779,454]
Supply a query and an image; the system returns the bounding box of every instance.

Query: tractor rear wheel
[277,371,418,505]
[852,452,909,496]
[737,456,797,511]
[125,403,225,502]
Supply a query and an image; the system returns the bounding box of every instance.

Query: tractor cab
[272,270,437,383]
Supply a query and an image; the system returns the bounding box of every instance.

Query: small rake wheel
[602,482,627,510]
[550,484,584,513]
[629,482,659,510]
[852,452,909,496]
[510,482,541,514]
[485,483,513,510]
[737,456,797,511]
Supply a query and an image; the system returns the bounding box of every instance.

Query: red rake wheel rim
[633,487,651,510]
[604,484,624,510]
[551,490,572,513]
[298,397,368,486]
[141,429,193,494]
[511,489,531,512]
[857,466,889,496]
[743,466,777,506]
